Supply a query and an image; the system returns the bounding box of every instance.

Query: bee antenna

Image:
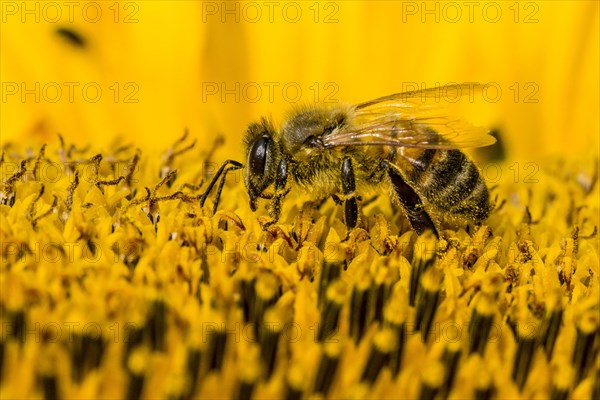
[200,159,243,209]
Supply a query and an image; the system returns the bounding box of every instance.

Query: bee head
[243,118,279,211]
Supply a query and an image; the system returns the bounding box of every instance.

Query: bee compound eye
[248,137,270,176]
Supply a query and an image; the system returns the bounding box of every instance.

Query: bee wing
[323,83,496,150]
[323,117,495,149]
[355,83,483,110]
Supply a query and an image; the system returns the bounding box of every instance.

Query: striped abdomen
[399,148,491,222]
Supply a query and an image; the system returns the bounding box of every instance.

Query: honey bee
[200,84,495,236]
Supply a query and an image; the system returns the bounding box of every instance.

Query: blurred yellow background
[1,0,598,162]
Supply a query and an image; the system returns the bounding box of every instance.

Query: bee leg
[341,157,359,229]
[382,160,439,237]
[313,196,330,209]
[360,195,379,208]
[263,158,289,230]
[330,194,343,206]
[212,165,242,215]
[199,160,243,212]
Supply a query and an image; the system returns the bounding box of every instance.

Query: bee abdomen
[413,150,490,221]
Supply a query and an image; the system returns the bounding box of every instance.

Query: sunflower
[1,1,598,399]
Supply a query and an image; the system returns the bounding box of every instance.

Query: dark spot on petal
[56,28,86,48]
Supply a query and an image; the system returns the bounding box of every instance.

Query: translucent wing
[323,83,496,150]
